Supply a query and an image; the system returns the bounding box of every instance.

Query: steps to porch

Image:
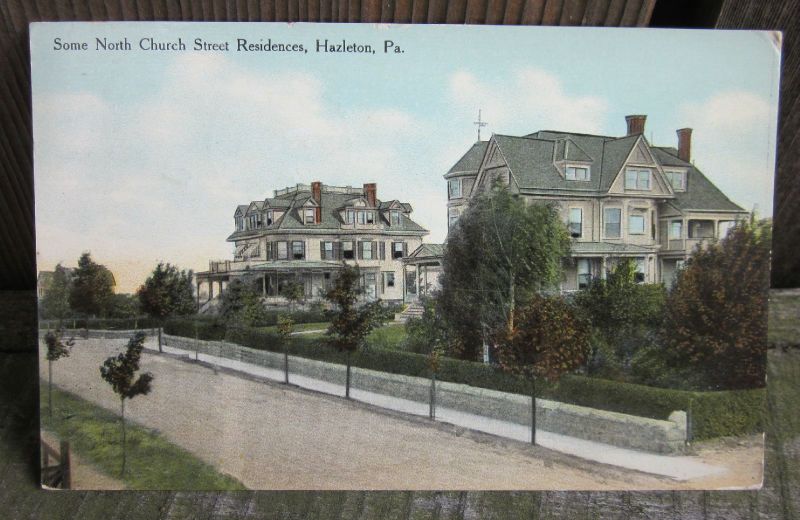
[394,302,424,323]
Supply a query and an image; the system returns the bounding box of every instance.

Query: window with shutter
[379,241,386,260]
[343,241,354,260]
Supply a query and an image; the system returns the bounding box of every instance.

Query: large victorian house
[196,182,428,308]
[440,114,747,292]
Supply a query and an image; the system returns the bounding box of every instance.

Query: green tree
[69,252,115,322]
[277,314,295,384]
[662,218,771,390]
[496,294,591,444]
[99,332,154,476]
[403,295,452,356]
[137,262,196,352]
[44,329,73,419]
[283,280,305,312]
[40,264,72,326]
[439,184,571,361]
[108,293,141,321]
[574,259,665,377]
[324,264,385,398]
[218,278,267,327]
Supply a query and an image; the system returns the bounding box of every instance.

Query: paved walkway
[149,339,724,482]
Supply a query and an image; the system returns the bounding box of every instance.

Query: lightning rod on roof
[474,109,488,141]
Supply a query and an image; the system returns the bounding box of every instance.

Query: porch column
[262,273,267,297]
[196,280,201,307]
[218,280,224,297]
[415,264,420,297]
[423,265,428,296]
[600,257,607,280]
[402,264,406,303]
[209,279,214,300]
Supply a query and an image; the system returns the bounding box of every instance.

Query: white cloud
[448,68,609,135]
[677,91,777,215]
[34,54,434,292]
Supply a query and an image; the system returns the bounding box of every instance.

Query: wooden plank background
[1,0,799,517]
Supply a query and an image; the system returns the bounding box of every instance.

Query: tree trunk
[507,274,515,337]
[531,379,537,446]
[48,360,53,420]
[158,325,163,353]
[284,343,289,384]
[120,398,127,476]
[134,317,138,330]
[345,352,351,399]
[194,321,199,361]
[429,372,436,420]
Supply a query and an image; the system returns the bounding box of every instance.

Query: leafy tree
[662,218,771,390]
[99,332,154,476]
[40,264,72,325]
[403,295,456,356]
[283,281,305,312]
[44,330,73,419]
[324,264,385,398]
[218,277,268,328]
[108,293,141,320]
[574,259,665,376]
[438,184,571,361]
[137,262,196,351]
[69,252,115,322]
[277,314,294,384]
[496,294,591,444]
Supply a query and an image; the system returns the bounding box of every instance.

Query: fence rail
[41,438,71,489]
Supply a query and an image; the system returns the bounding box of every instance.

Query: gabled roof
[651,148,745,212]
[446,141,489,176]
[263,197,291,209]
[554,138,593,163]
[409,243,444,258]
[234,204,249,217]
[467,129,741,214]
[228,187,428,240]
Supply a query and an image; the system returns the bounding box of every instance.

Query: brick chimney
[677,128,692,162]
[311,181,322,223]
[625,114,647,136]
[363,183,377,207]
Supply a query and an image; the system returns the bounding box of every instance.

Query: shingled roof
[468,129,742,213]
[651,147,745,212]
[227,186,428,241]
[445,141,489,177]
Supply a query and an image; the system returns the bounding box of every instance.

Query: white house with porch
[417,114,747,293]
[196,181,429,310]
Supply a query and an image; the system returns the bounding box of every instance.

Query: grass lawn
[40,385,246,490]
[366,322,407,350]
[257,321,330,334]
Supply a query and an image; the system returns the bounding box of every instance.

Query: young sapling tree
[99,332,154,475]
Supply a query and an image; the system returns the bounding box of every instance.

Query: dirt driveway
[39,337,763,490]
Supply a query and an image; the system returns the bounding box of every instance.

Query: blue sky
[31,23,781,293]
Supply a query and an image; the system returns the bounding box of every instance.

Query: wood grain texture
[1,0,797,517]
[716,0,800,288]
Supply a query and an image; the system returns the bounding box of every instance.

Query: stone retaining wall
[162,333,687,454]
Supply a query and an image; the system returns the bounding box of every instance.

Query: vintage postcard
[31,22,780,490]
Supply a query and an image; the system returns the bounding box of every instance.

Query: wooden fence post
[59,440,71,489]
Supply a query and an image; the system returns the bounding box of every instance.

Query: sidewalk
[144,338,726,482]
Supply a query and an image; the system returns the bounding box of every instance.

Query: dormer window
[625,168,651,190]
[304,208,315,224]
[448,178,463,199]
[357,210,374,225]
[266,210,274,226]
[345,208,355,224]
[664,170,686,191]
[390,210,401,226]
[566,166,590,181]
[235,217,243,231]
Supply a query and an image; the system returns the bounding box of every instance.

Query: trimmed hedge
[39,317,162,330]
[165,319,765,440]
